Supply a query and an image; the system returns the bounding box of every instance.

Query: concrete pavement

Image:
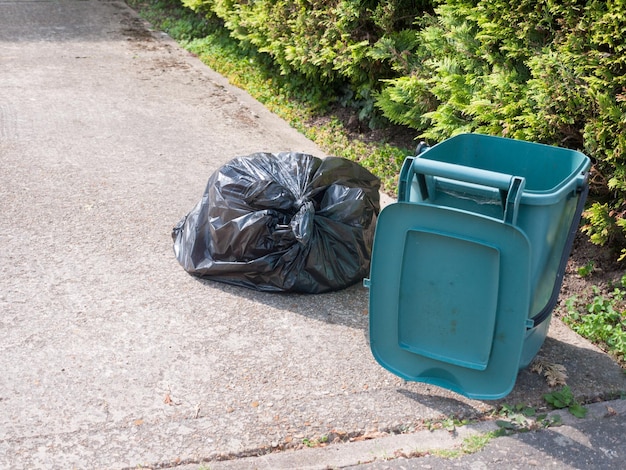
[173,398,626,469]
[0,0,624,468]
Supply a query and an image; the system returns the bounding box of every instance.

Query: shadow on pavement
[195,277,370,331]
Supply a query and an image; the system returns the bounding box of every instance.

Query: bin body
[399,134,589,366]
[367,133,590,399]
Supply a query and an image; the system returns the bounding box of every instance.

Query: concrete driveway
[1,1,624,468]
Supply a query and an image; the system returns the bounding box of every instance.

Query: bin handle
[409,158,526,225]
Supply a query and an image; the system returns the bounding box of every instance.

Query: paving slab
[0,1,624,468]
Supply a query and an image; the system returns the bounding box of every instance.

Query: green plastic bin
[365,133,590,399]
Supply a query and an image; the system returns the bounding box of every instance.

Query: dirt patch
[151,57,191,71]
[558,231,624,315]
[313,103,419,151]
[562,233,623,297]
[120,14,154,42]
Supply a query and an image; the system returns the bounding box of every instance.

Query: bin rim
[416,133,591,206]
[518,165,588,206]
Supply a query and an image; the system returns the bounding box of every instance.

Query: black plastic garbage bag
[172,152,380,293]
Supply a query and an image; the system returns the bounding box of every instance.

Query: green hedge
[181,0,433,120]
[181,0,626,258]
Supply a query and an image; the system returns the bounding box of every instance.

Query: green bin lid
[367,202,531,400]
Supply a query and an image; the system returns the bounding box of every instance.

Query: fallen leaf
[362,431,386,440]
[530,356,568,387]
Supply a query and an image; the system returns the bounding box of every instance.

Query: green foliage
[432,429,505,458]
[577,260,596,278]
[127,0,217,41]
[424,414,469,432]
[564,283,626,364]
[582,197,626,261]
[302,435,328,447]
[582,202,623,247]
[543,386,588,418]
[494,403,562,431]
[376,0,601,142]
[181,0,434,127]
